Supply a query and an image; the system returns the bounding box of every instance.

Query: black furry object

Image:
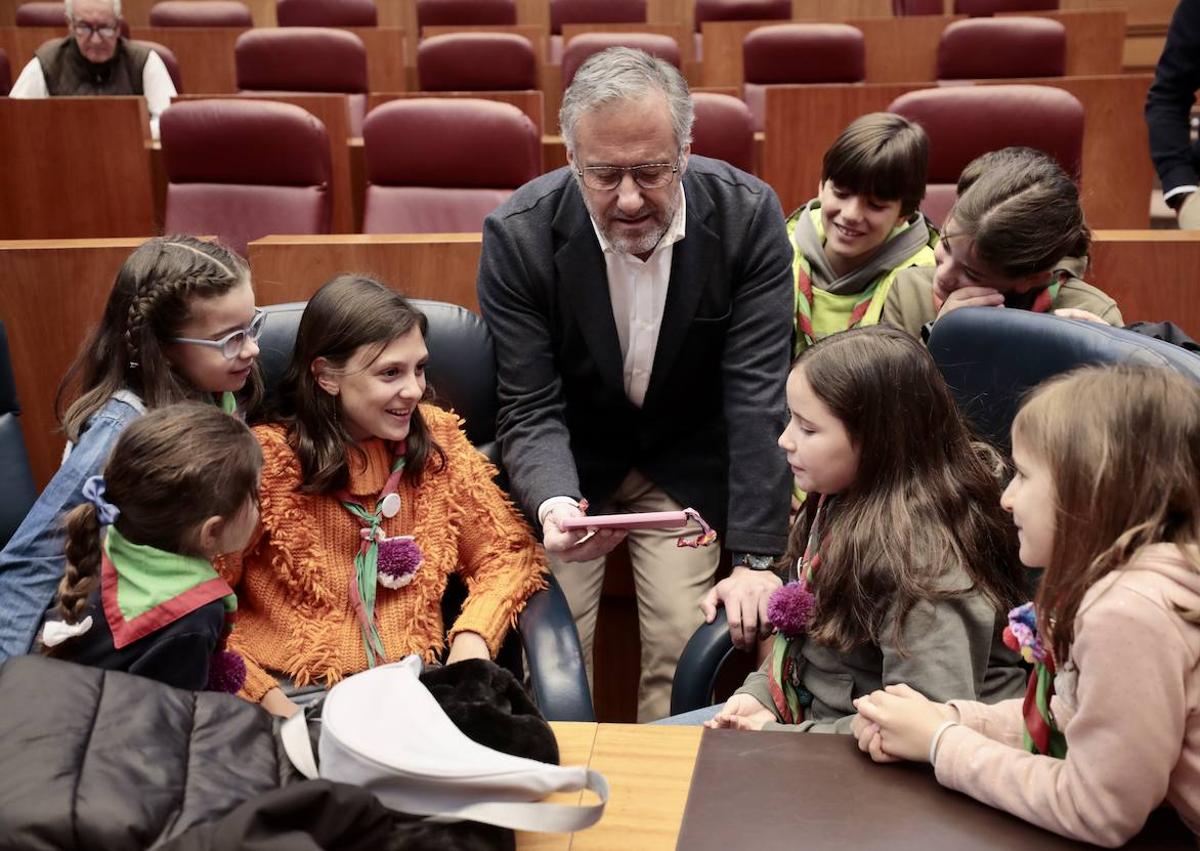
[419,658,560,766]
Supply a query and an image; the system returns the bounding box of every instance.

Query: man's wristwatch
[732,552,775,571]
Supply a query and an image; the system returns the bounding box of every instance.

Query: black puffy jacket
[0,654,298,850]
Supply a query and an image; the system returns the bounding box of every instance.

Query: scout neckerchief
[101,524,237,649]
[792,209,932,352]
[218,391,237,415]
[336,443,423,668]
[1003,602,1068,758]
[766,494,830,724]
[932,273,1064,315]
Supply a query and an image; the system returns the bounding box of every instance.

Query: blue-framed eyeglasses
[171,308,266,360]
[576,159,680,191]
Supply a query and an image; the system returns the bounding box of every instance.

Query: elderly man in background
[9,0,176,138]
[477,47,793,721]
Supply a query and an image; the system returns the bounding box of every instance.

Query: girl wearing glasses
[0,235,263,661]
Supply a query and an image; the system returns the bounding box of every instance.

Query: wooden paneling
[0,26,60,71]
[246,233,483,308]
[702,10,1123,88]
[348,26,407,92]
[171,93,355,233]
[0,98,156,239]
[130,26,244,92]
[0,239,150,488]
[762,75,1154,230]
[1090,231,1200,340]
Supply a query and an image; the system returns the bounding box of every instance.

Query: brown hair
[821,112,929,217]
[56,236,263,441]
[945,147,1090,278]
[784,326,1024,652]
[1014,365,1200,664]
[54,403,262,625]
[270,275,446,494]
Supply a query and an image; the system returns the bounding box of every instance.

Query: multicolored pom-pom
[207,649,247,694]
[767,580,816,639]
[378,534,422,589]
[1004,602,1047,664]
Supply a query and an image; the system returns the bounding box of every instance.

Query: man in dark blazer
[1146,0,1200,228]
[477,47,792,721]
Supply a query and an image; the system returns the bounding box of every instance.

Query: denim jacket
[0,391,144,659]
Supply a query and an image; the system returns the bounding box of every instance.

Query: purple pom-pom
[767,581,816,639]
[378,535,422,590]
[207,649,246,694]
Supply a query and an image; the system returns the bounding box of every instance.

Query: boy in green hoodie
[790,112,937,355]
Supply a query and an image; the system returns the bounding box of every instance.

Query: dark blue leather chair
[0,322,37,550]
[929,308,1200,454]
[257,299,594,721]
[670,308,1200,714]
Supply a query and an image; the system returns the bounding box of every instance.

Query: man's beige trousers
[547,470,721,722]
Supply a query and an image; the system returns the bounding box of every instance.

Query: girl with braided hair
[0,236,262,660]
[43,403,261,691]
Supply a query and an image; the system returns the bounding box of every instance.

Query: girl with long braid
[0,236,262,659]
[44,404,261,691]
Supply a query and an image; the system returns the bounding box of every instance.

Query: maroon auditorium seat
[0,50,10,96]
[693,0,788,59]
[741,23,863,130]
[691,91,755,173]
[416,0,516,29]
[418,33,536,90]
[548,0,645,62]
[131,39,183,90]
[954,0,1056,15]
[362,98,539,233]
[561,33,679,90]
[161,99,331,255]
[235,27,369,134]
[887,84,1083,226]
[277,0,377,27]
[149,1,253,26]
[18,1,131,35]
[937,17,1065,80]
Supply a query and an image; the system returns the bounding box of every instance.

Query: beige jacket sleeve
[933,586,1190,847]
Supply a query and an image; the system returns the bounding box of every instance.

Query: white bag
[280,655,608,833]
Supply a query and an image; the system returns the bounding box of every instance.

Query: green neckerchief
[218,391,237,415]
[339,452,407,668]
[102,524,236,649]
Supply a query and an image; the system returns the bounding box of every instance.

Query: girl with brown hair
[698,326,1026,731]
[887,147,1122,340]
[222,275,546,718]
[0,236,263,660]
[855,364,1200,845]
[44,403,262,691]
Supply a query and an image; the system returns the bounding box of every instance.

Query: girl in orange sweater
[221,276,547,717]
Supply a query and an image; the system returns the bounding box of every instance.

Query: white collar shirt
[589,187,688,409]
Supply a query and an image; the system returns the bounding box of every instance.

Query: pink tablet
[558,510,691,532]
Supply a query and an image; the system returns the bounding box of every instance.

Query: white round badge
[381,492,402,519]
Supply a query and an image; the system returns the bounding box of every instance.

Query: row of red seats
[142,82,1080,254]
[11,0,1064,33]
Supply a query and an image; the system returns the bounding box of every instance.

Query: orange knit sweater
[218,405,547,702]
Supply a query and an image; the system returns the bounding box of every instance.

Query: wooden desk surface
[522,723,702,850]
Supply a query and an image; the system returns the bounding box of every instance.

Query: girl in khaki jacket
[855,365,1200,847]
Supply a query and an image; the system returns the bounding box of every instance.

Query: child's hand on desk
[704,694,776,731]
[852,683,957,763]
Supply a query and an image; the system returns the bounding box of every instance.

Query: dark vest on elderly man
[34,36,149,96]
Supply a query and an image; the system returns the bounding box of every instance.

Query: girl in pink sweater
[852,364,1200,847]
